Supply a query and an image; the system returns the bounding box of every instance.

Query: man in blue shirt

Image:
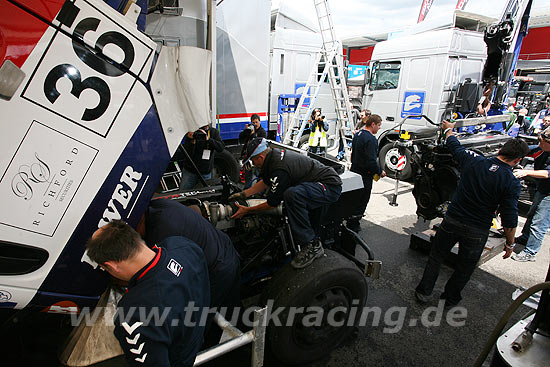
[348,113,386,232]
[87,220,210,367]
[138,198,240,310]
[512,128,550,262]
[415,121,529,307]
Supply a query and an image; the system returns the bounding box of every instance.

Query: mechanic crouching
[87,220,209,367]
[230,138,342,269]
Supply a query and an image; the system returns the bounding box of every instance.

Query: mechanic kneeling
[230,138,342,269]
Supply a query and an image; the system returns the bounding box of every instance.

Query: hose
[473,281,550,367]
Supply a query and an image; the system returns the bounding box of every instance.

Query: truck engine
[153,147,381,365]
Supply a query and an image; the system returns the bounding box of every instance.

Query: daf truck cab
[363,10,497,179]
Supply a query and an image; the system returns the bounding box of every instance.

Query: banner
[455,0,468,10]
[417,0,435,23]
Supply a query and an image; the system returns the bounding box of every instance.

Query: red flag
[417,0,435,23]
[455,0,468,10]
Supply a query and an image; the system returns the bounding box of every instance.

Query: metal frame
[194,307,267,366]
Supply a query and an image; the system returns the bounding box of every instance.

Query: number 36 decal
[42,16,135,122]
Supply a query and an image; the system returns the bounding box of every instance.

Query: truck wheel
[262,250,367,365]
[379,143,412,180]
[298,134,310,152]
[213,150,240,182]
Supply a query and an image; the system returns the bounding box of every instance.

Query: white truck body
[363,11,496,136]
[269,5,338,145]
[146,0,271,140]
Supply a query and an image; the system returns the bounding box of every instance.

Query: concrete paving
[303,177,550,367]
[1,177,548,367]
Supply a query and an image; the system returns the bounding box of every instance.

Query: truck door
[363,60,402,126]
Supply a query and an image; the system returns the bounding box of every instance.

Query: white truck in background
[363,1,533,179]
[268,3,339,147]
[148,1,336,141]
[363,10,499,179]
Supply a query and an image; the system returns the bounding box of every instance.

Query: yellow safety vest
[309,125,327,147]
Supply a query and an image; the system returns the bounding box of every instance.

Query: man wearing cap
[230,138,342,269]
[512,128,550,262]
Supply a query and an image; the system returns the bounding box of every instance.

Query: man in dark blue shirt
[230,138,342,269]
[87,220,210,367]
[512,128,550,262]
[138,198,240,310]
[415,121,529,307]
[348,113,386,232]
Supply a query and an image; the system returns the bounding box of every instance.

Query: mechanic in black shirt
[87,220,209,367]
[415,121,529,307]
[176,124,225,190]
[137,198,240,310]
[230,138,342,269]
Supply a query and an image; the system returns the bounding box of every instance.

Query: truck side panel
[0,0,172,311]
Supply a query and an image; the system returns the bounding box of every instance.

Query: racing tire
[213,149,240,182]
[379,142,413,181]
[261,250,367,365]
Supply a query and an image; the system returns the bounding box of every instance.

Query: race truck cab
[0,1,379,364]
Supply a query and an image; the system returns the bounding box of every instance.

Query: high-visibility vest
[309,125,327,147]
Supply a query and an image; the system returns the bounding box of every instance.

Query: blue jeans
[517,191,550,255]
[180,169,212,190]
[416,216,489,305]
[283,182,342,245]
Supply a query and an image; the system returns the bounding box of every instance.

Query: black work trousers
[416,216,489,305]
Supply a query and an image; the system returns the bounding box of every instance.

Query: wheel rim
[384,147,406,171]
[292,286,352,348]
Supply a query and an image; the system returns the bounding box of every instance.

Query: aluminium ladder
[282,0,353,156]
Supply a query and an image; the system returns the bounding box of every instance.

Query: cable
[473,281,550,367]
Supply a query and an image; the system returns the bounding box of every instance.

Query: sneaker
[414,290,431,304]
[511,250,536,262]
[291,239,325,269]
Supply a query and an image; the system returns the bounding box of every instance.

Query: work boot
[346,218,361,233]
[414,290,431,304]
[291,239,325,269]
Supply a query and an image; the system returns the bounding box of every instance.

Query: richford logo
[11,153,53,200]
[0,121,98,236]
[11,149,78,205]
[12,149,79,229]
